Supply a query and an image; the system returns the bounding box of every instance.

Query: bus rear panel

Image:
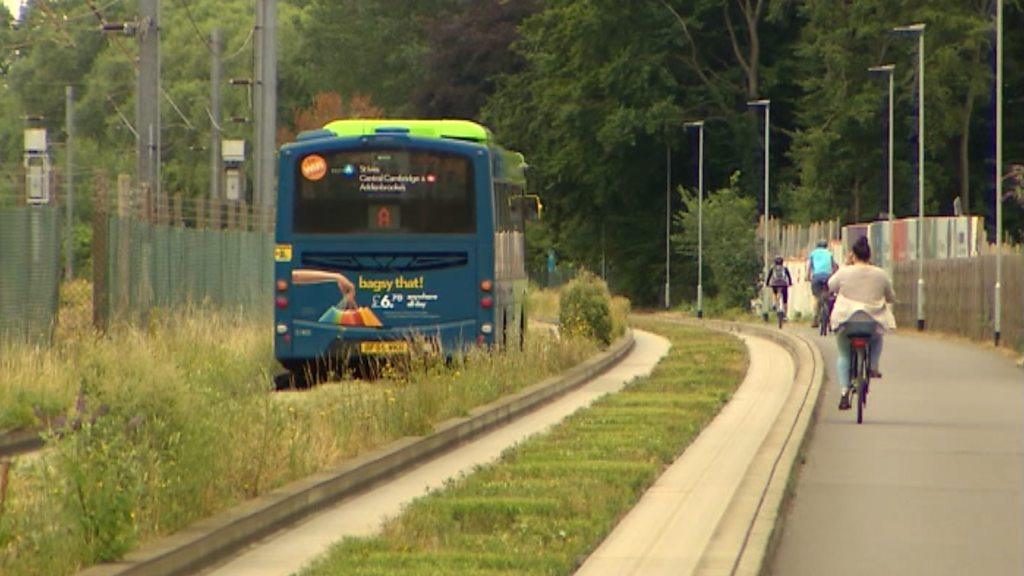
[274,131,502,367]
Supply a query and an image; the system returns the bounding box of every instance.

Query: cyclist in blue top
[808,239,838,327]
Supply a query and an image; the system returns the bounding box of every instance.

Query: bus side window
[508,186,525,232]
[496,183,514,233]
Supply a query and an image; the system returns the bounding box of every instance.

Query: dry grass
[0,312,597,576]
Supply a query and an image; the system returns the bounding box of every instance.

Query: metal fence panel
[105,215,272,323]
[0,207,61,343]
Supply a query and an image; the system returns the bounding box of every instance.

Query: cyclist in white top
[828,236,896,410]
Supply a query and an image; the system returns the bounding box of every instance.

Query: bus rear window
[294,148,475,234]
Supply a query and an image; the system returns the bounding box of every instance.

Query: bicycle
[818,293,832,336]
[768,290,786,329]
[845,324,875,424]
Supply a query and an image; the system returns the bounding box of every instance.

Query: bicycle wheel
[778,309,784,329]
[856,348,868,424]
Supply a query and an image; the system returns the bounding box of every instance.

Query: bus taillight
[480,279,493,292]
[275,296,288,309]
[276,279,288,291]
[481,296,494,309]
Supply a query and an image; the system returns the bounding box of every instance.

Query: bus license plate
[360,341,408,355]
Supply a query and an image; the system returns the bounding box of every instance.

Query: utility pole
[210,27,222,201]
[257,0,277,208]
[65,86,74,280]
[253,2,263,206]
[137,0,161,211]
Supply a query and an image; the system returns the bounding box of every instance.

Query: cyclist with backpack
[808,239,839,328]
[765,256,793,319]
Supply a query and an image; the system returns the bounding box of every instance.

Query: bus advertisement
[273,119,530,383]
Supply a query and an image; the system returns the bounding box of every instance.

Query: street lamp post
[893,23,926,331]
[665,142,672,310]
[869,64,896,275]
[747,99,771,322]
[685,121,705,319]
[994,0,1004,346]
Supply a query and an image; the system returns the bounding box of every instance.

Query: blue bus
[273,119,532,382]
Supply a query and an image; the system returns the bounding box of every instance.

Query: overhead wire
[82,0,197,133]
[106,93,137,137]
[174,0,212,54]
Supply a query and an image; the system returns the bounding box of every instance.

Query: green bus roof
[322,119,493,143]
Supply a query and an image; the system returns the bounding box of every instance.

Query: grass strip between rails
[0,312,597,576]
[299,317,748,576]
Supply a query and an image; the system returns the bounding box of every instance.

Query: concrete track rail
[78,331,639,576]
[577,317,825,576]
[206,330,669,576]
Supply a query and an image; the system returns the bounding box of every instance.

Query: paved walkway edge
[77,331,635,576]
[660,317,826,576]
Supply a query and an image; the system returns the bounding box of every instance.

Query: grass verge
[0,312,596,576]
[298,316,747,576]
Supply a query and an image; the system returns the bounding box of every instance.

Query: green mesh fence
[106,215,273,323]
[0,207,61,343]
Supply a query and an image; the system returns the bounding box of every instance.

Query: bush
[672,173,761,310]
[559,272,613,345]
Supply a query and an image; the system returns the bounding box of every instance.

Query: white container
[24,128,47,153]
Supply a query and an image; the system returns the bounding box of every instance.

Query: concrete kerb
[77,331,635,576]
[655,315,826,576]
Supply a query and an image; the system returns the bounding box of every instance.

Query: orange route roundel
[301,155,328,181]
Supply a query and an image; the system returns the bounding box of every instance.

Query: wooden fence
[758,217,842,260]
[893,252,1024,352]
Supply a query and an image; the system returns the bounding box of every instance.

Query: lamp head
[868,64,896,74]
[683,121,704,129]
[892,23,926,36]
[746,99,770,108]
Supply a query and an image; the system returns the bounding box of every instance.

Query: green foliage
[412,0,539,119]
[298,318,746,576]
[4,0,1024,298]
[293,0,461,116]
[672,174,761,309]
[559,271,613,345]
[483,0,804,304]
[788,0,1024,222]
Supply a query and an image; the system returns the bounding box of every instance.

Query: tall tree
[485,0,684,302]
[292,0,461,116]
[413,0,539,119]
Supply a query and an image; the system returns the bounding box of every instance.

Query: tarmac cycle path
[770,329,1024,576]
